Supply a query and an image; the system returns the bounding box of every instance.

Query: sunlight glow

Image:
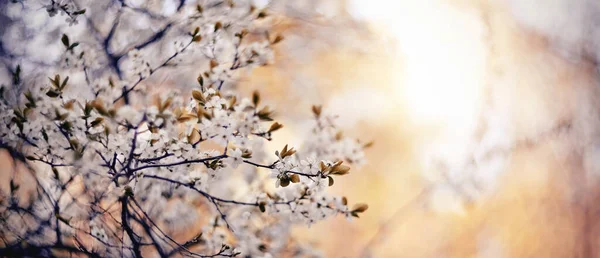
[349,0,491,213]
[350,0,487,129]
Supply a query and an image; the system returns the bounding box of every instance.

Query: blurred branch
[359,187,430,258]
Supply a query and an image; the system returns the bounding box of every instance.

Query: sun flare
[352,0,487,129]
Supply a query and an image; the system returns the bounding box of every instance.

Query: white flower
[227,148,243,168]
[205,94,227,109]
[300,157,320,175]
[117,105,143,124]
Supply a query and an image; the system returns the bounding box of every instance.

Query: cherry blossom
[0,1,370,257]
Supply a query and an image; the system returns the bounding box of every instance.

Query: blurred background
[4,0,600,257]
[247,0,600,257]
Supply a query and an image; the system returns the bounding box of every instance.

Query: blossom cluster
[44,0,86,25]
[0,78,368,257]
[0,0,369,257]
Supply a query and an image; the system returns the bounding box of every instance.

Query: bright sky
[349,0,487,131]
[348,0,496,214]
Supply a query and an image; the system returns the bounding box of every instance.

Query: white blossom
[226,148,244,168]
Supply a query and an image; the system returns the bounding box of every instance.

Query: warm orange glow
[243,0,600,257]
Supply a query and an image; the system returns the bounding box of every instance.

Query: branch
[130,154,226,173]
[359,188,430,258]
[113,39,194,104]
[121,195,143,258]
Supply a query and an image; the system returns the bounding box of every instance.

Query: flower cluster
[303,105,370,166]
[0,79,369,256]
[0,1,369,257]
[44,0,86,25]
